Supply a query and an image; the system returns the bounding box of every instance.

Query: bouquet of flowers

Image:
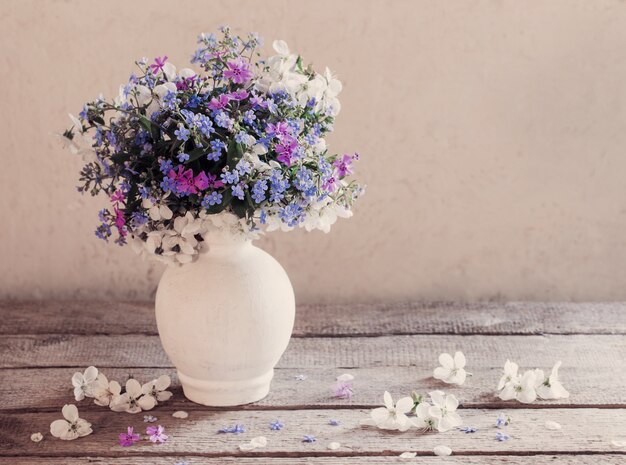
[60,27,362,264]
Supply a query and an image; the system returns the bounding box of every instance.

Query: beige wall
[2,0,626,303]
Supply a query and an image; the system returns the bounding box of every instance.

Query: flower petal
[453,351,466,368]
[83,366,98,383]
[395,396,414,414]
[433,367,451,381]
[438,353,454,369]
[126,379,142,397]
[383,391,393,410]
[62,404,79,422]
[154,374,171,391]
[434,445,452,456]
[50,420,70,438]
[138,395,156,411]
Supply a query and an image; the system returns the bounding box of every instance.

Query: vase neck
[200,230,252,254]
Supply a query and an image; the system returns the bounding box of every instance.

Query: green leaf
[185,146,208,164]
[231,192,255,219]
[226,140,244,167]
[137,115,153,132]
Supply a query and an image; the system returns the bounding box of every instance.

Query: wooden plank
[1,457,624,464]
[0,334,622,370]
[1,301,625,336]
[1,409,623,456]
[0,365,624,411]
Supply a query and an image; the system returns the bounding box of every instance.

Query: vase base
[178,369,273,406]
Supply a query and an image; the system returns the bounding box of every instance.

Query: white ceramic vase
[155,231,295,406]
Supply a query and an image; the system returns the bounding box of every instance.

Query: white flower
[536,361,570,400]
[434,445,452,456]
[413,401,439,431]
[273,40,290,56]
[30,432,43,442]
[50,404,92,440]
[301,199,352,233]
[428,391,462,432]
[142,375,173,404]
[110,379,155,413]
[545,420,562,430]
[497,360,520,390]
[368,391,416,432]
[71,366,99,401]
[92,373,121,407]
[239,436,267,451]
[498,369,537,404]
[142,198,173,221]
[433,351,467,385]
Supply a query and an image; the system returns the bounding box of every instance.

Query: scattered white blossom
[142,375,173,405]
[497,360,519,391]
[498,369,537,404]
[110,379,155,413]
[172,411,189,419]
[545,420,562,430]
[611,438,626,448]
[399,452,417,458]
[428,391,462,432]
[92,373,121,407]
[433,351,468,385]
[30,432,43,442]
[71,366,99,401]
[50,404,92,440]
[433,445,452,456]
[536,361,570,400]
[239,436,267,451]
[365,391,416,432]
[327,441,341,450]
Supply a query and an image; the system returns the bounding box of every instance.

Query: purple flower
[459,426,477,433]
[143,415,157,423]
[146,425,168,443]
[333,381,353,399]
[149,56,168,74]
[269,420,284,430]
[208,94,230,110]
[495,413,510,428]
[275,137,298,167]
[218,424,245,434]
[333,154,354,177]
[495,431,510,441]
[228,89,249,101]
[223,58,253,84]
[302,435,316,443]
[118,426,141,447]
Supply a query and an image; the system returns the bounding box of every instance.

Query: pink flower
[208,94,231,110]
[266,122,290,137]
[206,173,224,189]
[193,171,210,191]
[333,154,355,178]
[110,190,125,203]
[147,425,168,443]
[322,172,340,192]
[149,56,168,74]
[118,426,141,447]
[275,136,298,167]
[223,58,253,84]
[333,381,354,399]
[227,89,249,101]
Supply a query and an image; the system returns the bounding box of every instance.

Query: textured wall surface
[1,0,626,302]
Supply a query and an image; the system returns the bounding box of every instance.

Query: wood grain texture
[1,301,625,336]
[1,366,624,412]
[1,409,624,457]
[1,457,624,464]
[0,334,622,370]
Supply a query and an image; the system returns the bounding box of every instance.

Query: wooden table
[0,301,625,464]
